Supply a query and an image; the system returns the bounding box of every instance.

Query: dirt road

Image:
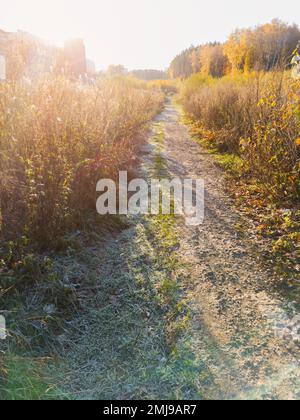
[58,99,300,400]
[159,99,300,400]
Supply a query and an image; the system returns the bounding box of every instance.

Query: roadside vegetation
[0,74,164,398]
[177,22,300,280]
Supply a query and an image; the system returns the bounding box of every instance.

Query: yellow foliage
[182,71,300,202]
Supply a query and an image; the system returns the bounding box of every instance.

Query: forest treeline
[131,69,168,81]
[169,19,300,78]
[106,65,168,80]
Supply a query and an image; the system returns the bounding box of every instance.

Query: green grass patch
[213,153,244,176]
[183,115,244,177]
[0,355,69,400]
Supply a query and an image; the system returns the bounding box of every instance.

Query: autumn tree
[224,20,300,72]
[169,46,195,79]
[190,48,201,74]
[200,43,228,77]
[170,20,300,78]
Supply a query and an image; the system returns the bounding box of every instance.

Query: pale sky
[0,0,299,70]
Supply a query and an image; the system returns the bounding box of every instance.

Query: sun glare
[1,0,299,69]
[14,0,85,45]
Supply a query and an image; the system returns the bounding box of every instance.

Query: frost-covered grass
[50,120,204,400]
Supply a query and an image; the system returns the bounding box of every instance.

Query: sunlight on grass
[0,356,70,400]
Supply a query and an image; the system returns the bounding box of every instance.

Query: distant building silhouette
[0,29,15,55]
[0,29,59,79]
[0,29,92,80]
[64,39,87,77]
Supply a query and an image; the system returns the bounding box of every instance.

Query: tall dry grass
[0,75,164,350]
[0,76,164,262]
[182,72,300,202]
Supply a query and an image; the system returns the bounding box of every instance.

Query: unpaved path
[57,100,300,400]
[156,99,300,400]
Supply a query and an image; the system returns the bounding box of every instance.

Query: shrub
[242,79,299,200]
